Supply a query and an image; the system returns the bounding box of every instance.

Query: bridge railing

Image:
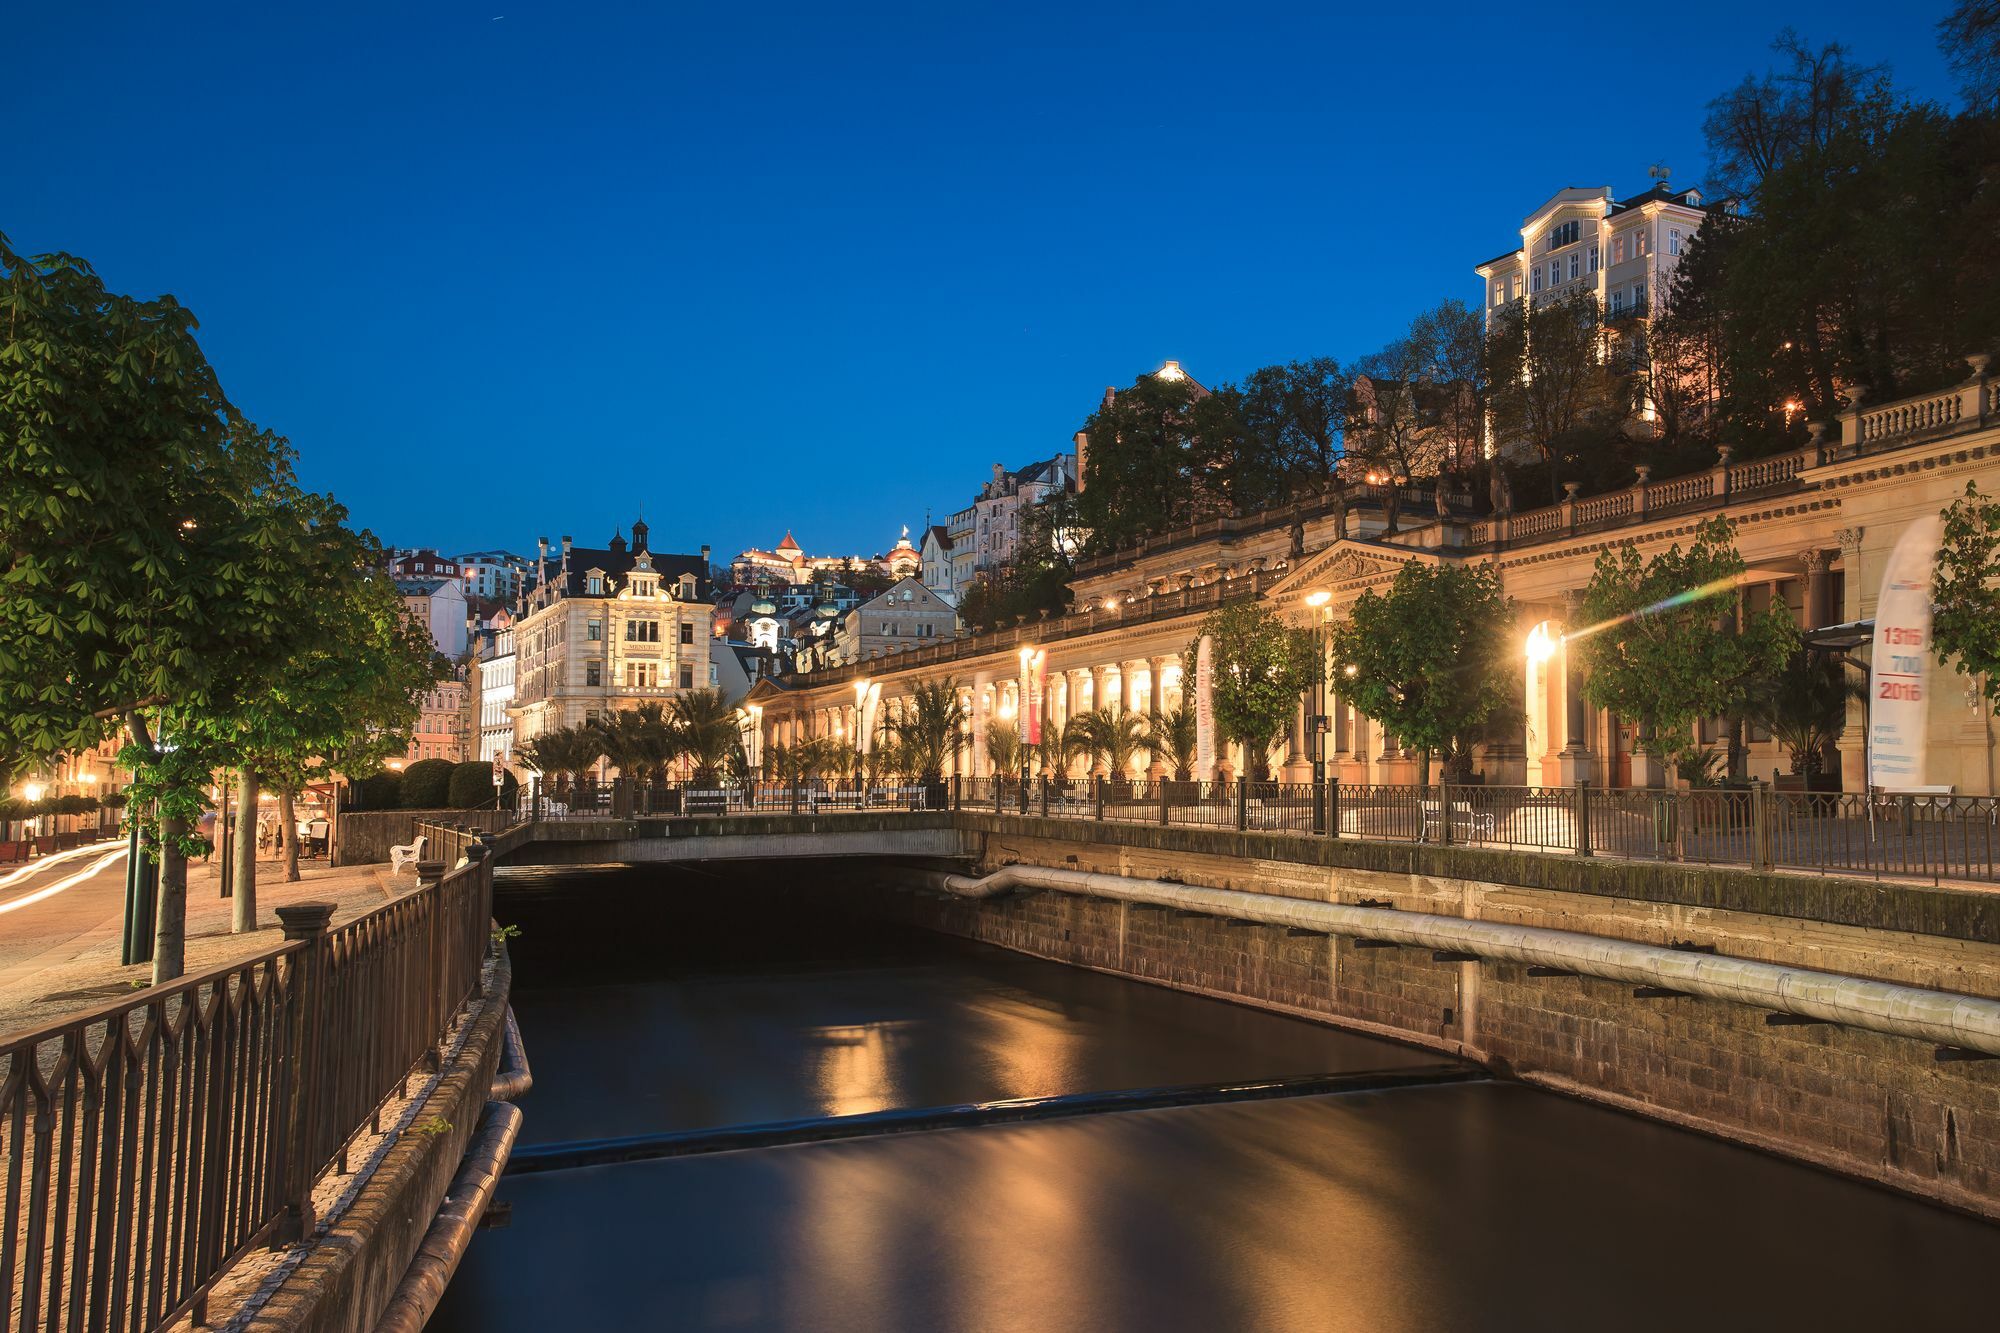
[0,849,498,1332]
[544,777,2000,885]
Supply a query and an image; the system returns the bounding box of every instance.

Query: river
[430,864,2000,1332]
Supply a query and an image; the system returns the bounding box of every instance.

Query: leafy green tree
[1328,562,1515,784]
[1573,517,1798,771]
[1698,33,1993,418]
[1485,288,1627,501]
[885,679,969,783]
[1183,603,1319,780]
[1,234,388,979]
[1934,482,2000,708]
[1074,371,1216,553]
[206,512,440,904]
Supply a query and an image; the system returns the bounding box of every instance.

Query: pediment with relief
[1266,541,1428,604]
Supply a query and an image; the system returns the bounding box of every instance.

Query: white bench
[1421,800,1495,842]
[390,834,427,875]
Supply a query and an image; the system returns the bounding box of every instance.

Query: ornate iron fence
[0,851,498,1331]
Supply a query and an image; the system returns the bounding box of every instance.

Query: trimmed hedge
[351,771,403,810]
[447,761,517,809]
[399,759,455,809]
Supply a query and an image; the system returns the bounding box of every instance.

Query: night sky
[5,2,1962,562]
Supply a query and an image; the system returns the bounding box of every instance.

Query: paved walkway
[0,853,417,1039]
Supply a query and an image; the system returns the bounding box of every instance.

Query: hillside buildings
[396,575,468,660]
[835,576,958,665]
[460,550,536,602]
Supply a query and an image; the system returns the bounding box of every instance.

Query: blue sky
[5,2,1963,563]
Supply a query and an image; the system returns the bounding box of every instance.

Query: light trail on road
[0,839,125,891]
[0,849,127,916]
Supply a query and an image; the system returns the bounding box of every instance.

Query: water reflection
[438,1084,2000,1333]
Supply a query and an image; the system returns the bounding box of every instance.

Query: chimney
[700,543,711,565]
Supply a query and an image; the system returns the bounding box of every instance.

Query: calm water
[431,865,2000,1332]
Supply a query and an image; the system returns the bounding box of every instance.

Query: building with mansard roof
[508,519,718,747]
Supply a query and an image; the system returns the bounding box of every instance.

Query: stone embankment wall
[859,814,2000,1217]
[243,947,513,1333]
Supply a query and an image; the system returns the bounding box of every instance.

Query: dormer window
[678,575,697,600]
[585,569,605,596]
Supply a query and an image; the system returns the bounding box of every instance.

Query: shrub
[398,759,455,809]
[351,771,402,810]
[447,761,517,809]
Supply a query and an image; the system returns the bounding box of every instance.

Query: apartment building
[509,520,716,745]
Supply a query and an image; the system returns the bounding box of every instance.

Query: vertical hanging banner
[1868,515,1943,791]
[1194,636,1216,781]
[1027,651,1047,747]
[858,684,879,756]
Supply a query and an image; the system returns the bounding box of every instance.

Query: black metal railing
[0,849,499,1331]
[527,776,2000,886]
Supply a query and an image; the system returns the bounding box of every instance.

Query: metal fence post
[1236,777,1249,832]
[1327,776,1340,838]
[530,776,541,822]
[952,773,962,810]
[1751,779,1772,873]
[1159,779,1171,826]
[1094,776,1105,820]
[273,901,337,1244]
[1039,775,1050,818]
[1574,779,1592,856]
[1312,777,1327,837]
[1438,781,1454,845]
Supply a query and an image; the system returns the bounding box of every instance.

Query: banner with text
[1868,515,1943,791]
[1027,651,1046,748]
[1195,636,1216,782]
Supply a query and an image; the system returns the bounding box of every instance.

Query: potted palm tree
[1749,654,1863,798]
[983,719,1021,779]
[1141,703,1198,782]
[886,678,969,809]
[1070,707,1149,794]
[671,689,741,811]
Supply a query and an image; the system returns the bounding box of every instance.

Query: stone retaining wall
[335,809,513,866]
[243,946,513,1332]
[855,817,2000,1216]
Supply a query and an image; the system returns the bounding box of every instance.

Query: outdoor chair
[390,834,427,874]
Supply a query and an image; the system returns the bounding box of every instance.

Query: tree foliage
[1934,481,2000,707]
[1183,603,1319,776]
[1573,518,1798,766]
[884,678,969,782]
[1328,562,1515,783]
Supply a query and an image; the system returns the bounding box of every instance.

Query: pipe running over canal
[924,864,2000,1057]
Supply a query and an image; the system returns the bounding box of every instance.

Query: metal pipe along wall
[927,865,2000,1057]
